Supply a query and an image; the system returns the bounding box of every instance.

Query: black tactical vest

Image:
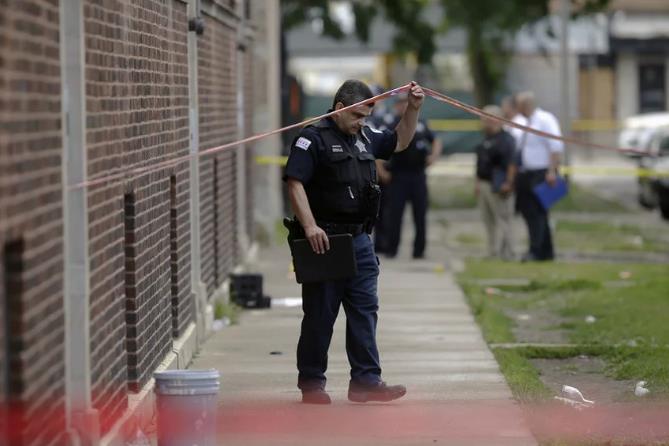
[389,119,431,172]
[305,119,379,223]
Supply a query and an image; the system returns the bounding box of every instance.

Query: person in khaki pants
[474,105,517,260]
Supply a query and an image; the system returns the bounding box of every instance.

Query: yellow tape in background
[570,120,621,132]
[255,155,668,178]
[560,165,669,178]
[255,155,288,166]
[427,119,622,132]
[428,119,481,132]
[281,119,622,134]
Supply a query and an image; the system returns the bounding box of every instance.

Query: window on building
[170,176,179,337]
[212,159,220,286]
[2,239,25,439]
[639,63,666,113]
[123,193,138,390]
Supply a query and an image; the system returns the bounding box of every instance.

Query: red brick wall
[1,0,254,440]
[84,0,192,430]
[0,1,66,444]
[198,12,239,298]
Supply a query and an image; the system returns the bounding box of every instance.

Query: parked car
[636,127,669,220]
[619,112,669,158]
[652,156,669,220]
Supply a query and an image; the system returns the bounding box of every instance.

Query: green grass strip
[492,348,553,402]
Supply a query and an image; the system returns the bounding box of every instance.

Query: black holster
[361,182,382,233]
[283,217,304,244]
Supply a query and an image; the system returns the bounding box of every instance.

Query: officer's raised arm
[394,82,425,152]
[286,178,329,254]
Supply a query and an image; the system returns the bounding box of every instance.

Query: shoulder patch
[295,137,312,151]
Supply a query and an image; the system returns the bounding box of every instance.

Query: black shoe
[301,388,331,405]
[522,252,554,262]
[348,381,406,403]
[520,253,537,263]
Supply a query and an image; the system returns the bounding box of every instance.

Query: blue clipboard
[533,177,568,210]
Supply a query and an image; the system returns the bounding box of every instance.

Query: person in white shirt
[514,92,564,261]
[501,95,527,147]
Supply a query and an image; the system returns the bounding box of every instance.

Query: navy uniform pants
[297,233,382,391]
[516,169,555,260]
[386,171,428,258]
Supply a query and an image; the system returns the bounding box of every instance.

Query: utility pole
[559,0,572,168]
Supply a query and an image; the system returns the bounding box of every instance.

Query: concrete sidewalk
[191,241,536,445]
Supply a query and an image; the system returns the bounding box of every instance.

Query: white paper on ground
[272,297,303,307]
[561,385,595,405]
[635,381,650,397]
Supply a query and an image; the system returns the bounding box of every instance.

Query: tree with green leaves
[281,1,436,69]
[440,0,610,105]
[281,0,609,105]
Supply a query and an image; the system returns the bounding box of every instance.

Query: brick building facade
[1,0,66,443]
[0,0,264,444]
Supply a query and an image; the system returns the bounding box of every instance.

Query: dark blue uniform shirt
[283,116,397,185]
[369,112,434,173]
[388,118,434,173]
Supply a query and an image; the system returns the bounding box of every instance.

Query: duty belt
[317,221,366,236]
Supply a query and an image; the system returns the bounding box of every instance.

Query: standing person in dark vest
[384,94,442,259]
[283,80,425,404]
[515,92,564,261]
[475,105,517,260]
[367,97,395,255]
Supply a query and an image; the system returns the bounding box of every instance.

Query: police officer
[384,94,442,259]
[283,80,425,404]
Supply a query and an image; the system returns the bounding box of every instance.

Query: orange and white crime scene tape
[71,83,655,190]
[69,84,414,190]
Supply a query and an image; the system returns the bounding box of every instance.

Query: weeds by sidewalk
[214,300,242,325]
[458,260,669,402]
[554,220,669,253]
[428,176,628,213]
[444,215,669,257]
